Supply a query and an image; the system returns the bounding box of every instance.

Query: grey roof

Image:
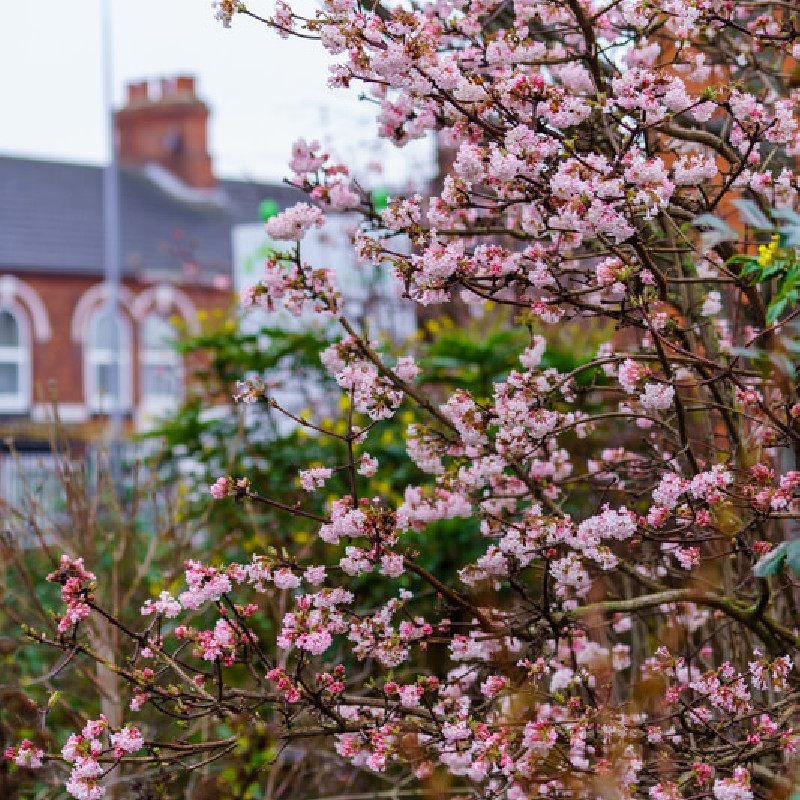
[0,155,303,278]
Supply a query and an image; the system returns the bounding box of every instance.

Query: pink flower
[398,684,424,707]
[357,453,378,476]
[618,359,648,393]
[675,546,700,569]
[5,739,44,769]
[639,382,675,410]
[82,717,108,741]
[596,256,624,287]
[264,202,325,241]
[65,756,105,800]
[210,476,235,499]
[712,767,753,800]
[442,720,471,741]
[299,466,332,492]
[395,356,420,381]
[109,726,144,757]
[653,472,689,509]
[693,762,714,785]
[140,591,181,619]
[701,291,722,316]
[379,553,404,578]
[273,568,301,590]
[296,628,333,655]
[290,138,326,176]
[480,675,508,698]
[304,565,327,585]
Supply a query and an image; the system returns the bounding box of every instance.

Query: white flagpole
[101,0,122,484]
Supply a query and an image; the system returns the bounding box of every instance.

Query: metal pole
[101,0,122,485]
[98,7,124,785]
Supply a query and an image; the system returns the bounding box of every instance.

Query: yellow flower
[757,235,780,267]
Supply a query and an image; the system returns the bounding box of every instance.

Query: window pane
[96,363,120,401]
[142,316,176,349]
[0,363,18,394]
[143,363,179,398]
[91,311,123,350]
[0,311,19,347]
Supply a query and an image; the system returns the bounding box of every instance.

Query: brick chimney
[115,76,216,188]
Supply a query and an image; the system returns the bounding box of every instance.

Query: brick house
[0,76,299,445]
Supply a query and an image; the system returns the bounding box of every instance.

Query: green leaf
[767,297,789,324]
[759,262,785,280]
[772,207,800,226]
[692,214,737,237]
[754,540,800,577]
[785,540,800,576]
[754,541,789,577]
[732,199,772,230]
[727,345,763,359]
[692,213,738,250]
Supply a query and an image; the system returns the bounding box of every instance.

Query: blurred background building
[0,76,300,495]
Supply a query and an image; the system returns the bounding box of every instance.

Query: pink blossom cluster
[277,589,352,656]
[264,202,325,241]
[54,718,144,800]
[178,559,233,610]
[4,739,44,769]
[194,618,239,664]
[299,466,333,492]
[46,555,97,634]
[320,338,405,420]
[245,257,340,317]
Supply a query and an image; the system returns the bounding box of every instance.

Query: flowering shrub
[9,0,800,798]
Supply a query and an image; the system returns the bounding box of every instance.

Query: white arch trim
[0,297,32,413]
[0,275,52,343]
[71,283,136,344]
[132,284,199,334]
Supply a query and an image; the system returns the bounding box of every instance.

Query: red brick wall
[8,271,231,411]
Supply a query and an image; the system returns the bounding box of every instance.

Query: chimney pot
[116,75,215,188]
[176,76,195,95]
[127,81,148,104]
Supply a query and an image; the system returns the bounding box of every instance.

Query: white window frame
[85,306,132,414]
[0,301,31,414]
[139,313,182,417]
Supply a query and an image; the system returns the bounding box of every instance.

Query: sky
[0,0,435,187]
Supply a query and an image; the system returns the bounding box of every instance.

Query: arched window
[0,305,30,413]
[140,314,182,415]
[86,308,132,413]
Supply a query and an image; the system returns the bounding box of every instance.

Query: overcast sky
[0,0,434,187]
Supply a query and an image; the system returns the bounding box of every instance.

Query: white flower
[640,382,675,410]
[701,291,722,316]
